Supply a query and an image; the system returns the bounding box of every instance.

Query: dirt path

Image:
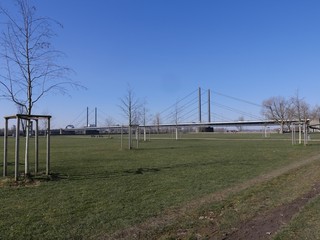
[221,182,320,240]
[107,153,320,240]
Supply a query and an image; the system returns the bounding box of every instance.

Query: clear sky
[1,0,320,128]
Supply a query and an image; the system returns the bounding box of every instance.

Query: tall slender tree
[0,0,81,115]
[119,85,141,149]
[0,0,82,177]
[153,113,161,134]
[289,92,311,122]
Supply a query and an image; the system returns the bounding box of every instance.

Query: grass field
[1,132,320,239]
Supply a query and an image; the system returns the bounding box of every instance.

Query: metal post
[304,123,307,146]
[35,119,39,174]
[46,117,51,175]
[291,124,293,145]
[136,127,139,149]
[15,117,20,181]
[86,107,89,127]
[198,87,202,123]
[120,125,123,150]
[292,123,296,145]
[299,123,302,144]
[208,89,211,123]
[175,127,178,140]
[95,107,97,127]
[128,125,132,149]
[3,118,8,177]
[264,125,267,138]
[294,124,296,145]
[143,107,147,142]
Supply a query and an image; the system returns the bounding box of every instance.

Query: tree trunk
[128,125,132,149]
[279,122,284,134]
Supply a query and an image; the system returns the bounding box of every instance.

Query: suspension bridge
[63,87,290,133]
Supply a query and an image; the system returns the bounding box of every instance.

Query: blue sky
[1,0,320,128]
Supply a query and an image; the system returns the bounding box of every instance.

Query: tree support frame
[3,114,51,181]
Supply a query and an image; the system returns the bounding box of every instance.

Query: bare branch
[0,0,84,115]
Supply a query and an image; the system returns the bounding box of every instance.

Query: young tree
[237,116,245,132]
[153,113,161,134]
[141,102,151,141]
[105,116,116,127]
[0,0,81,115]
[0,0,82,177]
[311,105,320,121]
[173,102,181,139]
[119,85,141,149]
[289,92,311,122]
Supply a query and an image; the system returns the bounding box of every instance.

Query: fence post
[46,117,51,175]
[3,118,8,177]
[35,119,39,174]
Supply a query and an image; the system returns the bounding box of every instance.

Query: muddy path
[107,154,320,240]
[221,182,320,240]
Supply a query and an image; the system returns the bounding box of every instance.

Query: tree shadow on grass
[68,160,232,181]
[68,167,161,181]
[123,167,160,175]
[137,146,195,151]
[32,172,69,181]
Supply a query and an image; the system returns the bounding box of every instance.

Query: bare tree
[0,0,81,115]
[172,102,181,139]
[140,100,151,126]
[153,113,161,134]
[141,102,151,141]
[289,92,311,123]
[262,96,291,133]
[237,116,244,132]
[0,0,82,177]
[311,105,320,121]
[105,116,116,127]
[119,85,141,149]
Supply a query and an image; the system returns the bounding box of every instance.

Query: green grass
[0,133,320,239]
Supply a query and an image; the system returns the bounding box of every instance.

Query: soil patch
[0,172,66,188]
[222,182,320,240]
